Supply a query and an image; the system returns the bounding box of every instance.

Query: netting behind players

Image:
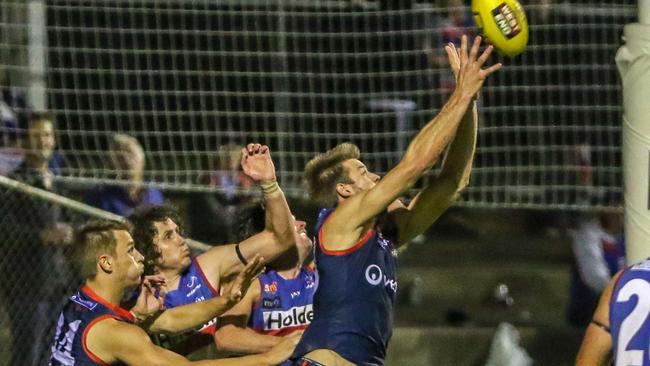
[1,0,637,209]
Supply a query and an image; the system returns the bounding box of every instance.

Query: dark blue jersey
[292,208,398,366]
[249,267,318,336]
[152,257,220,354]
[49,286,135,366]
[610,259,650,366]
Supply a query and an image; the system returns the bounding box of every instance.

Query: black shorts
[292,358,327,366]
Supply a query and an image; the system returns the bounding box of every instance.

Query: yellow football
[471,0,529,56]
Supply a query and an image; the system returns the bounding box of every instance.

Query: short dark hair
[28,111,55,124]
[128,205,183,274]
[73,220,131,279]
[304,143,360,207]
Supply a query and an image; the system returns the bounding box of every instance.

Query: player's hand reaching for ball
[451,35,502,99]
[241,143,277,184]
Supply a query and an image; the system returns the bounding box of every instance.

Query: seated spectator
[85,133,163,216]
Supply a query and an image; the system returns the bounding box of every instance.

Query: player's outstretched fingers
[477,45,494,66]
[483,62,503,76]
[469,35,482,62]
[260,145,269,154]
[246,143,255,154]
[460,34,468,65]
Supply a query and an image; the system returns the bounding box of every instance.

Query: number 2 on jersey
[616,279,650,366]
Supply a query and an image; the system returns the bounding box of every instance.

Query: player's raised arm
[198,144,295,279]
[575,271,619,366]
[326,36,500,242]
[394,42,479,246]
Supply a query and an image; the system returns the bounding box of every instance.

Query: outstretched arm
[394,42,478,246]
[323,36,500,250]
[133,257,265,334]
[87,318,298,366]
[197,144,295,281]
[575,270,620,365]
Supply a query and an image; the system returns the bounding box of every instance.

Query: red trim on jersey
[263,324,309,336]
[318,221,374,256]
[81,285,135,322]
[82,314,121,366]
[193,257,220,297]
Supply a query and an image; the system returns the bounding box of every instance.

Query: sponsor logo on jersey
[304,272,317,289]
[70,293,97,310]
[262,304,313,331]
[365,264,397,293]
[264,281,278,294]
[290,291,301,299]
[262,297,282,309]
[186,284,202,297]
[187,276,198,288]
[377,233,398,257]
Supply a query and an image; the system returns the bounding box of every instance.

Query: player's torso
[49,286,133,366]
[294,208,398,366]
[152,258,219,354]
[249,267,318,336]
[610,259,650,366]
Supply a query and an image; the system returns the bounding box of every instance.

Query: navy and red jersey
[49,285,135,366]
[151,257,220,354]
[610,258,650,365]
[292,208,398,366]
[249,267,318,336]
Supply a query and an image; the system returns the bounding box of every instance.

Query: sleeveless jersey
[292,208,398,366]
[152,257,220,354]
[610,258,650,366]
[49,285,135,366]
[249,267,318,336]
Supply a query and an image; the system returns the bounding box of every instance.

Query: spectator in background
[0,85,27,175]
[566,140,625,327]
[85,133,164,217]
[187,144,254,244]
[567,209,625,327]
[0,111,75,366]
[426,0,474,104]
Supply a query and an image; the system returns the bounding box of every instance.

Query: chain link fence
[0,181,86,365]
[0,175,212,365]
